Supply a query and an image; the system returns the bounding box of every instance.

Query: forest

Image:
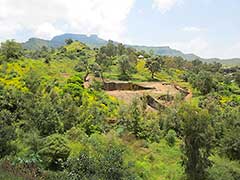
[0,39,239,180]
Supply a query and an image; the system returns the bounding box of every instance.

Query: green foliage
[66,133,139,180]
[220,107,240,160]
[235,71,240,86]
[165,129,177,147]
[119,101,162,142]
[38,134,70,170]
[0,38,239,180]
[26,95,63,136]
[63,74,84,99]
[192,71,216,94]
[65,38,74,45]
[145,56,163,79]
[0,109,17,158]
[78,92,112,135]
[208,156,240,180]
[118,55,135,80]
[0,40,23,62]
[180,104,214,180]
[23,69,41,93]
[0,87,25,158]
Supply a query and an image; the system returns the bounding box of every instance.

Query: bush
[165,129,177,147]
[38,134,70,170]
[208,156,240,180]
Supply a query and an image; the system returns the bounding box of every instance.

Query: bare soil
[84,75,192,106]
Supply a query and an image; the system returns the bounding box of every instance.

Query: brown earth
[105,81,185,104]
[84,75,192,109]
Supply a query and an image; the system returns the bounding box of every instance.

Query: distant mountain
[130,45,200,61]
[51,34,106,48]
[23,34,107,50]
[23,38,52,50]
[23,33,240,65]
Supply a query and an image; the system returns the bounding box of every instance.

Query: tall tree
[180,104,214,180]
[193,71,215,95]
[95,52,111,82]
[145,56,163,79]
[118,55,134,80]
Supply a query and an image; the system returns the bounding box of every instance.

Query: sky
[0,0,239,59]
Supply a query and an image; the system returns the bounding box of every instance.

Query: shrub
[38,134,70,170]
[208,156,240,180]
[165,129,177,147]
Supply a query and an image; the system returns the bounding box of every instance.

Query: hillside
[22,33,240,65]
[0,39,240,180]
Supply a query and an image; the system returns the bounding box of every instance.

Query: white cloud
[182,26,204,32]
[152,0,183,14]
[167,38,240,59]
[34,23,63,39]
[0,0,135,41]
[167,37,209,57]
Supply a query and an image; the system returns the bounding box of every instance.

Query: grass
[125,138,184,180]
[0,168,23,180]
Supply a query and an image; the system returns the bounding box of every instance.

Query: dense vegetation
[0,39,239,180]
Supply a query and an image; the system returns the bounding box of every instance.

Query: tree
[95,52,112,82]
[66,136,137,180]
[0,109,17,158]
[65,38,74,45]
[191,59,203,73]
[127,100,142,136]
[180,104,214,180]
[193,71,215,95]
[117,43,126,55]
[220,107,240,160]
[66,150,97,179]
[0,40,23,61]
[39,134,70,170]
[0,87,25,158]
[105,40,117,57]
[145,56,163,79]
[118,55,134,80]
[235,71,240,86]
[26,95,63,136]
[23,69,41,94]
[74,58,90,81]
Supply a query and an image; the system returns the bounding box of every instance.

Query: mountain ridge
[22,33,240,65]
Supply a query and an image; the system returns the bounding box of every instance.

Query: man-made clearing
[105,81,181,104]
[85,75,192,109]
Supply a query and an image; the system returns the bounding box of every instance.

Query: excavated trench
[102,81,191,111]
[103,82,154,91]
